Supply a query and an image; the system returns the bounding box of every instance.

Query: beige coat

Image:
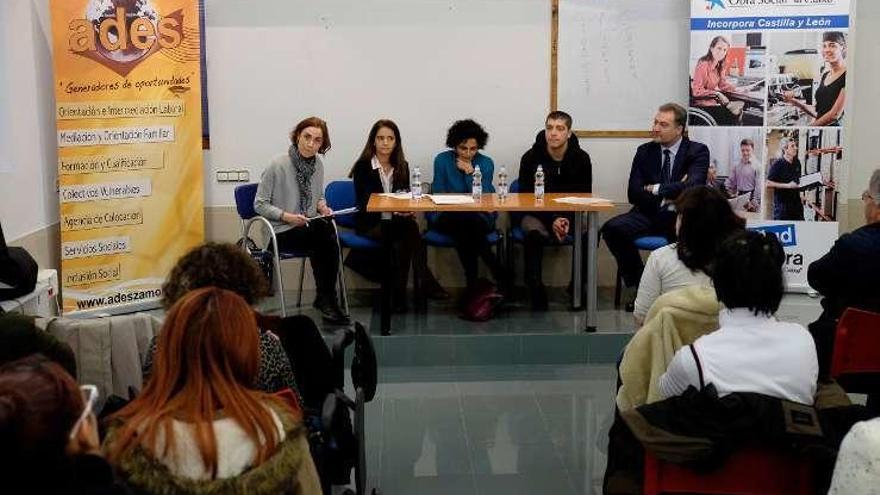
[616,285,720,411]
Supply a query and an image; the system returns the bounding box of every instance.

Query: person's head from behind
[740,138,754,163]
[0,313,77,377]
[675,186,746,274]
[652,103,686,146]
[446,119,488,163]
[161,242,269,309]
[109,288,285,477]
[545,110,573,151]
[863,169,880,224]
[0,355,97,487]
[712,230,785,316]
[290,116,331,159]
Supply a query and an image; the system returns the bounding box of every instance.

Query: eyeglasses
[69,384,99,441]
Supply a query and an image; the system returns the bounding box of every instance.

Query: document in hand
[307,206,358,221]
[551,197,612,206]
[426,194,475,205]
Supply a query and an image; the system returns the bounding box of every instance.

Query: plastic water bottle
[472,165,482,201]
[498,165,509,201]
[411,165,422,200]
[534,165,545,200]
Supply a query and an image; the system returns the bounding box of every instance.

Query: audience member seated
[348,119,448,312]
[808,169,880,381]
[143,243,301,399]
[105,288,321,494]
[633,186,744,326]
[517,110,593,309]
[431,118,507,295]
[828,417,880,494]
[0,355,128,494]
[601,103,710,311]
[0,312,77,376]
[659,230,818,404]
[254,116,349,324]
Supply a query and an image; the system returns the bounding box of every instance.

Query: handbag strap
[688,344,705,390]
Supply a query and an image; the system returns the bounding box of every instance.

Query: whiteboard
[555,0,690,133]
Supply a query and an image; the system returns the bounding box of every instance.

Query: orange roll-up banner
[50,0,204,315]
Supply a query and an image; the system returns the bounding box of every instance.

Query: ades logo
[705,0,726,10]
[749,223,797,247]
[68,0,184,76]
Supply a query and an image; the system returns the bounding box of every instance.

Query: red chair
[644,447,811,495]
[830,308,880,389]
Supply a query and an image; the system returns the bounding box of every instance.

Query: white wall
[2,0,879,244]
[0,0,57,242]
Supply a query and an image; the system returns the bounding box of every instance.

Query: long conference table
[366,192,614,335]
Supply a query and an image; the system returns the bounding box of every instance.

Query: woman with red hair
[105,288,320,494]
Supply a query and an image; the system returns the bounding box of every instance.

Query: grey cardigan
[254,153,325,234]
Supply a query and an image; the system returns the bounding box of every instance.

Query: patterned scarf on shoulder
[289,144,316,213]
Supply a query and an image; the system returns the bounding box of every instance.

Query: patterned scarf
[289,144,316,213]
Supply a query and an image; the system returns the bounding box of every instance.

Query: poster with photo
[690,0,851,291]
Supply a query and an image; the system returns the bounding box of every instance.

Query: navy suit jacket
[627,137,710,215]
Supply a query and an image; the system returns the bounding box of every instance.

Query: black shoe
[314,297,350,325]
[425,282,450,300]
[625,301,635,313]
[530,284,549,311]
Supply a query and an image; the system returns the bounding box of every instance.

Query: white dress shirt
[659,308,818,405]
[633,243,712,321]
[372,156,394,220]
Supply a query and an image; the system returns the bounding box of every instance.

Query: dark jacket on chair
[350,158,410,234]
[626,138,710,216]
[518,131,592,226]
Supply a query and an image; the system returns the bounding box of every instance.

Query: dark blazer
[809,222,880,321]
[350,158,410,233]
[627,137,710,215]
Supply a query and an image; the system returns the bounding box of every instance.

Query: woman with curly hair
[105,288,321,494]
[431,119,506,294]
[143,243,300,399]
[633,186,745,326]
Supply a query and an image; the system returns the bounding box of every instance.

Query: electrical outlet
[238,170,250,182]
[217,171,229,182]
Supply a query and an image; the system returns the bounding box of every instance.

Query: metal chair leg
[297,258,305,308]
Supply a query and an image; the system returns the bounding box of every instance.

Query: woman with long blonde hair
[105,287,320,494]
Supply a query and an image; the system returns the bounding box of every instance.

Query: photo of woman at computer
[689,33,766,127]
[766,31,848,127]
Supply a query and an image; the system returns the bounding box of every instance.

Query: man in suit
[601,102,709,310]
[808,169,880,382]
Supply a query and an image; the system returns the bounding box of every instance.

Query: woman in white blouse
[633,186,745,326]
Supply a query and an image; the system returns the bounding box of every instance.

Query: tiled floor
[361,365,617,495]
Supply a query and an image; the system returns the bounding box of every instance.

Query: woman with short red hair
[105,287,320,494]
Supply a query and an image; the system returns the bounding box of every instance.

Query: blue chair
[324,180,381,251]
[422,183,505,277]
[234,183,317,317]
[505,179,574,279]
[614,235,670,308]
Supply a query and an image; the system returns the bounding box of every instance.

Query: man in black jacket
[601,103,709,311]
[808,169,880,381]
[517,110,593,309]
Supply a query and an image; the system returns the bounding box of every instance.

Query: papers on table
[378,192,413,199]
[551,196,612,206]
[425,194,475,205]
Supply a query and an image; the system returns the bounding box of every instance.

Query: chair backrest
[509,178,520,194]
[831,308,880,385]
[644,448,811,495]
[234,183,259,220]
[324,180,357,228]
